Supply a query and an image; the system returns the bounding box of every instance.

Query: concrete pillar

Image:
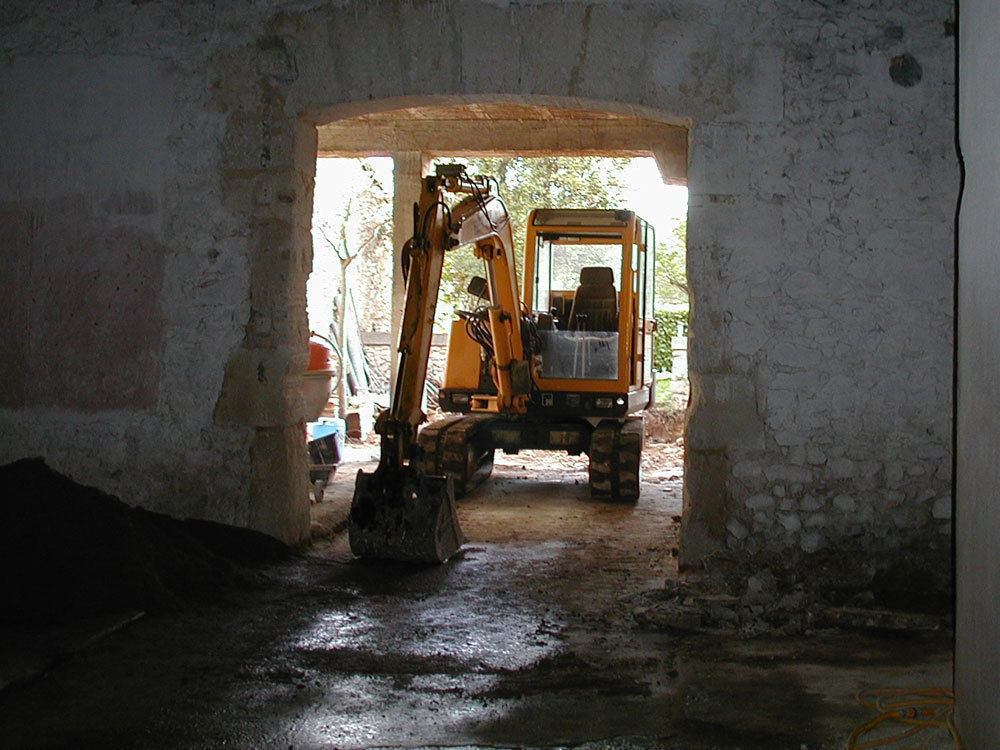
[390,151,431,401]
[956,1,1000,744]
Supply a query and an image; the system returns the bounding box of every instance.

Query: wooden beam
[362,331,448,347]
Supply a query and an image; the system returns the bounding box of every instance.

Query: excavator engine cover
[349,466,464,563]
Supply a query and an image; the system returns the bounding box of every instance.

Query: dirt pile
[0,458,290,625]
[643,406,685,443]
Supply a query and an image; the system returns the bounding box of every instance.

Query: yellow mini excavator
[349,164,657,562]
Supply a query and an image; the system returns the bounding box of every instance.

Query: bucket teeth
[349,467,465,563]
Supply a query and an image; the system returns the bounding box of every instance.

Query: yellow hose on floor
[847,687,962,750]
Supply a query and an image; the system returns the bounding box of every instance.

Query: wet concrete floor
[0,451,952,749]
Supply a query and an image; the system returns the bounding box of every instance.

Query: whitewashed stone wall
[0,1,957,566]
[684,2,955,567]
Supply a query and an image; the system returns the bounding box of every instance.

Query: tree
[311,158,394,401]
[655,219,688,308]
[313,159,394,334]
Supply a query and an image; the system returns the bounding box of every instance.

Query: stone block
[764,464,813,484]
[214,345,308,427]
[689,123,750,194]
[800,495,824,512]
[726,518,749,541]
[746,493,775,511]
[833,494,856,513]
[885,462,906,484]
[805,512,828,528]
[686,373,765,452]
[247,425,310,544]
[806,447,827,465]
[800,532,825,554]
[680,450,732,567]
[779,513,802,533]
[829,457,857,479]
[222,113,304,171]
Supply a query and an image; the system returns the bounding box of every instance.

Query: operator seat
[568,266,618,331]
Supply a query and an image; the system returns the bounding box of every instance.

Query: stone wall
[0,1,957,565]
[683,2,956,569]
[0,50,259,529]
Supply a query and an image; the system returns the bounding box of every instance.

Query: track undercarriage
[417,414,643,503]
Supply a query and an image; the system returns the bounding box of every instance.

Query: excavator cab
[524,208,656,393]
[440,208,656,408]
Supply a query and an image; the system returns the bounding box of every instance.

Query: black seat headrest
[579,266,615,286]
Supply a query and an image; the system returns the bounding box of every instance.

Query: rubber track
[615,417,643,503]
[588,420,617,499]
[417,415,494,497]
[588,417,643,503]
[416,415,464,477]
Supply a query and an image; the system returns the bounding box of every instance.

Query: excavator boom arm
[350,165,525,563]
[389,170,524,459]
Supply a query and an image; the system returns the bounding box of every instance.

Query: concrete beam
[390,152,431,401]
[318,119,688,183]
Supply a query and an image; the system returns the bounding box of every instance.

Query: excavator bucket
[349,467,465,563]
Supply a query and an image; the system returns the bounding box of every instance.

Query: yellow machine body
[441,208,656,417]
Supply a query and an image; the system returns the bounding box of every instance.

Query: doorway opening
[306,146,688,541]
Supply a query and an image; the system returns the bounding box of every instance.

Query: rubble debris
[628,554,952,637]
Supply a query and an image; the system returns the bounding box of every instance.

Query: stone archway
[214,95,692,545]
[0,1,957,593]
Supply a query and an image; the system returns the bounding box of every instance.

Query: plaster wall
[0,52,265,530]
[955,0,1000,743]
[0,1,957,562]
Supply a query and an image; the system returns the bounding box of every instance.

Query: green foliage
[654,307,689,372]
[650,219,688,372]
[655,220,688,308]
[432,156,632,315]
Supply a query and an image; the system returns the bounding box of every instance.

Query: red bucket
[308,339,332,371]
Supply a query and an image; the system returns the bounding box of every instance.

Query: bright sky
[620,157,688,239]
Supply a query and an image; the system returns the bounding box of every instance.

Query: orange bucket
[303,335,335,421]
[308,339,332,371]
